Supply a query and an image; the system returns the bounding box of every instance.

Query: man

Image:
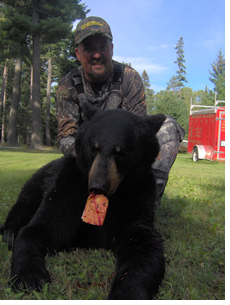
[56,16,184,204]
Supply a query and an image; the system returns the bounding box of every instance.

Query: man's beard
[90,61,107,78]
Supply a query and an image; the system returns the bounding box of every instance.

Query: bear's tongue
[81,193,109,226]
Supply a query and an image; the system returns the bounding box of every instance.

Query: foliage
[167,37,187,98]
[0,0,88,146]
[0,0,87,62]
[174,37,188,88]
[209,49,225,100]
[141,70,155,115]
[16,64,32,144]
[166,75,179,93]
[0,5,32,63]
[194,89,215,106]
[154,90,189,137]
[0,5,225,149]
[0,150,225,300]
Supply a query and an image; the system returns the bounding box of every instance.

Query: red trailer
[187,95,225,162]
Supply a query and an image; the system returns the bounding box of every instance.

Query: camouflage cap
[75,16,113,46]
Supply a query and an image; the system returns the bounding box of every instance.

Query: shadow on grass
[0,161,225,300]
[0,147,61,155]
[154,192,225,300]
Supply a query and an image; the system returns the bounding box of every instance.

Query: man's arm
[56,74,81,157]
[121,65,147,116]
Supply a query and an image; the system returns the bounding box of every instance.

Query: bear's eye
[91,142,100,153]
[114,146,126,158]
[115,146,121,153]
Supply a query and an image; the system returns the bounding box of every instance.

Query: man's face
[75,34,113,84]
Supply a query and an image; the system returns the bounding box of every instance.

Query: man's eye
[84,47,92,52]
[100,44,108,50]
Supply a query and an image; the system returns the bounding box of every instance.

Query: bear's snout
[88,154,124,196]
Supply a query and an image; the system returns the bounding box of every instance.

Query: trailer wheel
[192,147,199,162]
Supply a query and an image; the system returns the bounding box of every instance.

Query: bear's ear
[145,113,166,134]
[81,102,101,121]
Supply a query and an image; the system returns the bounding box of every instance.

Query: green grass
[0,150,225,300]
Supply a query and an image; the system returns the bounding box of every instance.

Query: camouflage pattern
[152,116,185,205]
[56,60,146,157]
[56,60,185,204]
[75,16,113,45]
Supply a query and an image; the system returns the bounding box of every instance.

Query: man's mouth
[92,61,104,66]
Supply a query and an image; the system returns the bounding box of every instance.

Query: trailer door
[217,110,225,160]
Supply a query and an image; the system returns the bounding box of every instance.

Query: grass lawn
[0,149,225,300]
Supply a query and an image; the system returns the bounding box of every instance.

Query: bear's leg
[0,159,61,249]
[9,225,55,291]
[8,180,82,292]
[0,189,45,250]
[108,224,165,300]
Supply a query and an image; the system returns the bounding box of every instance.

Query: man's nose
[92,47,101,58]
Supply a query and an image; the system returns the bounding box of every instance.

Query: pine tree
[141,70,155,114]
[194,89,215,106]
[174,37,187,98]
[0,1,33,146]
[7,56,22,146]
[0,0,88,149]
[0,61,8,144]
[30,0,42,149]
[166,75,178,93]
[209,49,225,100]
[154,90,189,135]
[30,0,87,149]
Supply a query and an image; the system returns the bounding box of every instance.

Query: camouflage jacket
[56,60,146,157]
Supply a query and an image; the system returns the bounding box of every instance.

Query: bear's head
[75,103,165,196]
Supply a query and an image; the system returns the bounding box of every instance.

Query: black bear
[0,103,166,300]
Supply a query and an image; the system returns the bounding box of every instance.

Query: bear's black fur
[0,103,166,300]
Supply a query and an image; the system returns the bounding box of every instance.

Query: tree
[7,56,22,146]
[194,89,215,106]
[0,61,8,144]
[0,1,33,146]
[30,0,87,149]
[45,56,52,146]
[30,0,42,149]
[15,63,33,145]
[209,49,225,100]
[141,70,155,115]
[55,30,81,81]
[173,37,187,98]
[122,62,132,67]
[0,0,88,149]
[180,87,195,112]
[154,90,189,136]
[166,75,179,93]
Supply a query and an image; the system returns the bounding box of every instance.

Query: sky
[74,0,225,93]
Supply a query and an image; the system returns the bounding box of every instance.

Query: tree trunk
[46,57,52,146]
[0,68,4,117]
[7,56,22,146]
[179,87,181,100]
[1,63,8,144]
[30,0,43,150]
[27,66,33,145]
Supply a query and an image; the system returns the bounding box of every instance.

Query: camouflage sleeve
[56,73,80,157]
[59,137,76,157]
[121,65,147,116]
